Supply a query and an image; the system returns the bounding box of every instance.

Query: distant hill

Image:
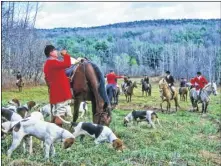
[37,19,221,81]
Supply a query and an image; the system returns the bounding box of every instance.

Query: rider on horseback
[106,70,124,103]
[144,75,149,84]
[190,72,208,100]
[122,76,132,92]
[165,71,175,100]
[179,78,187,94]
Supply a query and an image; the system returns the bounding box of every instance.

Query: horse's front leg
[202,102,205,114]
[190,97,196,111]
[73,100,80,122]
[91,99,97,122]
[167,100,171,113]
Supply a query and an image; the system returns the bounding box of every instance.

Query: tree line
[2,2,221,87]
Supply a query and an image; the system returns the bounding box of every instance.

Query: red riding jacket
[43,54,72,104]
[191,76,208,90]
[106,73,124,85]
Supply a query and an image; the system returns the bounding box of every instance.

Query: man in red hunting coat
[106,70,124,88]
[191,71,208,98]
[43,45,81,126]
[106,70,124,104]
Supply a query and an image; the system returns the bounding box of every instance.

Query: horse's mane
[203,82,217,90]
[203,83,211,90]
[159,78,167,85]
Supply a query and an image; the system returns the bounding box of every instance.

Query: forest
[2,2,221,86]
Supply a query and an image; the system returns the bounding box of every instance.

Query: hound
[72,122,123,151]
[1,108,23,122]
[1,110,44,155]
[16,101,36,118]
[2,118,75,159]
[123,110,161,128]
[4,98,20,112]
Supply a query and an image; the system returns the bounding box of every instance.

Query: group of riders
[103,69,208,102]
[16,45,209,111]
[165,70,208,100]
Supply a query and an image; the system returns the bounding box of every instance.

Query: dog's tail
[152,112,162,127]
[56,115,71,124]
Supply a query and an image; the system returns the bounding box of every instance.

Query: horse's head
[94,112,111,126]
[204,82,218,96]
[159,78,168,89]
[133,81,137,88]
[211,82,218,96]
[93,103,112,126]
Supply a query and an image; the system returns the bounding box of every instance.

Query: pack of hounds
[1,98,161,159]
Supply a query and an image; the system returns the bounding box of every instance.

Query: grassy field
[1,78,221,166]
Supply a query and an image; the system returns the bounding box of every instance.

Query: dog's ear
[13,122,21,132]
[64,138,75,149]
[27,101,36,110]
[113,139,123,151]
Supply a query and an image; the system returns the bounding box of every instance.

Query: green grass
[1,79,221,166]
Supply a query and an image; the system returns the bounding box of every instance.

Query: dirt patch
[199,150,221,165]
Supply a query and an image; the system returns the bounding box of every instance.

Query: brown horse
[124,81,137,102]
[71,61,111,126]
[16,79,24,92]
[159,78,180,113]
[179,87,188,101]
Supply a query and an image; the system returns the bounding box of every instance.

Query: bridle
[95,112,109,125]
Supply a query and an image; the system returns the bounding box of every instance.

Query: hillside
[37,19,221,81]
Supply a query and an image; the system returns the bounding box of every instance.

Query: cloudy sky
[35,2,220,29]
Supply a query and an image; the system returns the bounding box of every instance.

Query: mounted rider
[190,72,208,100]
[179,78,187,94]
[106,70,124,103]
[122,76,132,92]
[165,71,175,100]
[144,75,149,84]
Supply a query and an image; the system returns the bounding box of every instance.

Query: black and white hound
[123,110,161,128]
[71,122,123,151]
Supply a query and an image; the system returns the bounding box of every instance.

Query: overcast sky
[35,2,221,29]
